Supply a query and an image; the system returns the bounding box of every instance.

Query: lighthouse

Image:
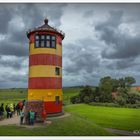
[26,18,65,115]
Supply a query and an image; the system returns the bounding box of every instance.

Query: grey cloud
[106,58,139,70]
[0,56,27,69]
[63,39,101,75]
[0,41,28,57]
[95,10,140,60]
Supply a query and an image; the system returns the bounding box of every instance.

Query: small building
[26,18,65,116]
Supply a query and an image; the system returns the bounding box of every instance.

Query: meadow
[0,87,140,136]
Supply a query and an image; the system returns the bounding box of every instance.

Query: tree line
[70,76,140,107]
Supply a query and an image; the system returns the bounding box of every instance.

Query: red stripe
[28,77,62,89]
[29,54,62,66]
[44,101,62,114]
[57,35,62,45]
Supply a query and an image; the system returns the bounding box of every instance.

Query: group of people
[0,100,26,120]
[0,100,47,126]
[20,110,36,125]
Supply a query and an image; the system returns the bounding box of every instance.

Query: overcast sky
[0,3,140,88]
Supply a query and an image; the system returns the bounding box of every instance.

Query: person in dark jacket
[16,103,20,116]
[5,104,10,118]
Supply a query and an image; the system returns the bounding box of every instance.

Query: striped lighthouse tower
[26,18,65,114]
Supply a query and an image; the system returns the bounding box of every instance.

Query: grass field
[0,88,27,104]
[0,88,140,136]
[65,104,140,131]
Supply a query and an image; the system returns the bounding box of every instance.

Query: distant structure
[26,18,65,115]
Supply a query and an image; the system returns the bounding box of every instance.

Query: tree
[125,76,136,87]
[79,86,94,102]
[99,76,113,102]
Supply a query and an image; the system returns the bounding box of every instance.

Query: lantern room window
[35,34,56,48]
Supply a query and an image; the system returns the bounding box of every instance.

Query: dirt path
[105,128,140,136]
[0,113,71,127]
[0,115,19,126]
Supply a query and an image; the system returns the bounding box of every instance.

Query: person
[29,110,35,125]
[5,104,10,119]
[18,101,23,111]
[9,103,14,118]
[13,103,16,115]
[22,100,26,107]
[0,103,4,120]
[34,112,37,122]
[42,110,47,123]
[16,103,20,116]
[20,110,24,125]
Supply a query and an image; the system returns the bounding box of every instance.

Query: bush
[70,95,80,104]
[83,96,90,104]
[115,96,126,106]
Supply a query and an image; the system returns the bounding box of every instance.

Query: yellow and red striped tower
[27,18,65,114]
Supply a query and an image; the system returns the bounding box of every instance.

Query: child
[29,110,35,125]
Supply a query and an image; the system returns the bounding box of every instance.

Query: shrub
[115,96,126,106]
[70,95,80,104]
[83,96,90,104]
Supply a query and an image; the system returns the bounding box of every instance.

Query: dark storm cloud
[101,36,140,59]
[0,41,28,57]
[0,4,14,33]
[0,56,27,69]
[95,10,140,59]
[106,58,139,70]
[63,39,100,75]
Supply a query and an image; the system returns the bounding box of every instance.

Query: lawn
[0,88,27,104]
[64,104,140,132]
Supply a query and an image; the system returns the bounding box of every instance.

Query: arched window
[35,34,56,48]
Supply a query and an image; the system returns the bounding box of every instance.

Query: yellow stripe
[29,43,62,56]
[29,65,62,78]
[28,89,62,101]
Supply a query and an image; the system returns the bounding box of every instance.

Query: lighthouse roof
[27,18,65,39]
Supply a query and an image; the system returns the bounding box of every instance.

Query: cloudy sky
[0,3,140,88]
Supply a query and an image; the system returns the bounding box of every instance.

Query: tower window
[35,34,56,48]
[55,96,60,105]
[55,67,60,75]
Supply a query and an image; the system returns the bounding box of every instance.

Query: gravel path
[105,128,140,136]
[0,113,71,127]
[0,115,19,126]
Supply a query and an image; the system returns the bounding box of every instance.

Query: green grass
[0,89,27,105]
[64,104,140,131]
[0,115,113,136]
